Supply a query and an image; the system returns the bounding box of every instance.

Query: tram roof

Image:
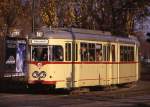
[29,28,139,45]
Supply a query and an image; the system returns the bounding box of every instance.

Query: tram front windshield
[32,46,48,61]
[31,45,63,61]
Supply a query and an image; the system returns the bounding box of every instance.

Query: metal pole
[69,28,76,88]
[32,0,35,33]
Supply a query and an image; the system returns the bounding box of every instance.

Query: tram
[27,28,140,89]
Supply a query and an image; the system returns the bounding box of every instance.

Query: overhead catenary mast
[32,0,35,33]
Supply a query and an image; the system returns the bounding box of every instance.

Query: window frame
[31,45,48,61]
[120,45,135,62]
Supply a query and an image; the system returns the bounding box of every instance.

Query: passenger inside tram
[53,46,63,61]
[32,47,48,61]
[31,46,63,61]
[42,53,48,61]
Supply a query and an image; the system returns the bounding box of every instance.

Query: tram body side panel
[135,45,139,81]
[49,64,72,89]
[97,63,111,86]
[76,41,119,87]
[118,44,138,84]
[119,63,137,84]
[48,39,73,89]
[78,63,98,87]
[97,63,106,86]
[111,63,118,85]
[28,63,73,89]
[76,63,119,87]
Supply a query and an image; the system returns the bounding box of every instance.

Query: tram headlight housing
[32,71,46,79]
[32,71,39,78]
[40,71,46,78]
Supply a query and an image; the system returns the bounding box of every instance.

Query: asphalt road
[0,64,150,107]
[0,91,150,107]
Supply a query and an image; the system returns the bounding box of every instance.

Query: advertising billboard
[5,37,26,76]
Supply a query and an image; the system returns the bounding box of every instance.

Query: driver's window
[32,46,48,61]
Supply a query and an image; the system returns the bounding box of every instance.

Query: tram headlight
[32,71,39,78]
[32,71,47,79]
[39,71,46,78]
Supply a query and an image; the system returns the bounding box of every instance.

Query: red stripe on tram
[28,80,65,85]
[28,61,138,66]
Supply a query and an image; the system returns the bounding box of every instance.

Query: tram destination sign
[31,39,48,44]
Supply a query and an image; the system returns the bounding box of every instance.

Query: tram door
[65,42,77,88]
[110,44,117,85]
[103,44,111,85]
[65,42,72,88]
[103,44,116,85]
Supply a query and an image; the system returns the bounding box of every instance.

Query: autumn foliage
[0,0,150,36]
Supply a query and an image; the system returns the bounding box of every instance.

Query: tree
[56,0,76,27]
[109,0,150,36]
[40,0,58,27]
[0,0,23,34]
[64,2,76,27]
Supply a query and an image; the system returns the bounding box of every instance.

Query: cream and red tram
[27,28,139,89]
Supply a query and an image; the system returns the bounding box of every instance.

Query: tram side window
[120,46,124,61]
[107,45,110,61]
[80,43,88,61]
[75,44,78,61]
[65,43,71,61]
[120,46,134,61]
[103,45,110,61]
[124,46,128,61]
[120,46,128,61]
[112,45,115,61]
[49,46,53,61]
[89,43,95,61]
[103,46,107,61]
[127,47,131,61]
[130,47,134,61]
[96,44,102,61]
[52,46,64,61]
[32,46,48,61]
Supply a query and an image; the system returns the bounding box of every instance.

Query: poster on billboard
[16,40,26,75]
[5,37,27,76]
[5,37,17,65]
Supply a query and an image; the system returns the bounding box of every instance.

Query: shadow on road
[0,82,71,95]
[0,79,70,95]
